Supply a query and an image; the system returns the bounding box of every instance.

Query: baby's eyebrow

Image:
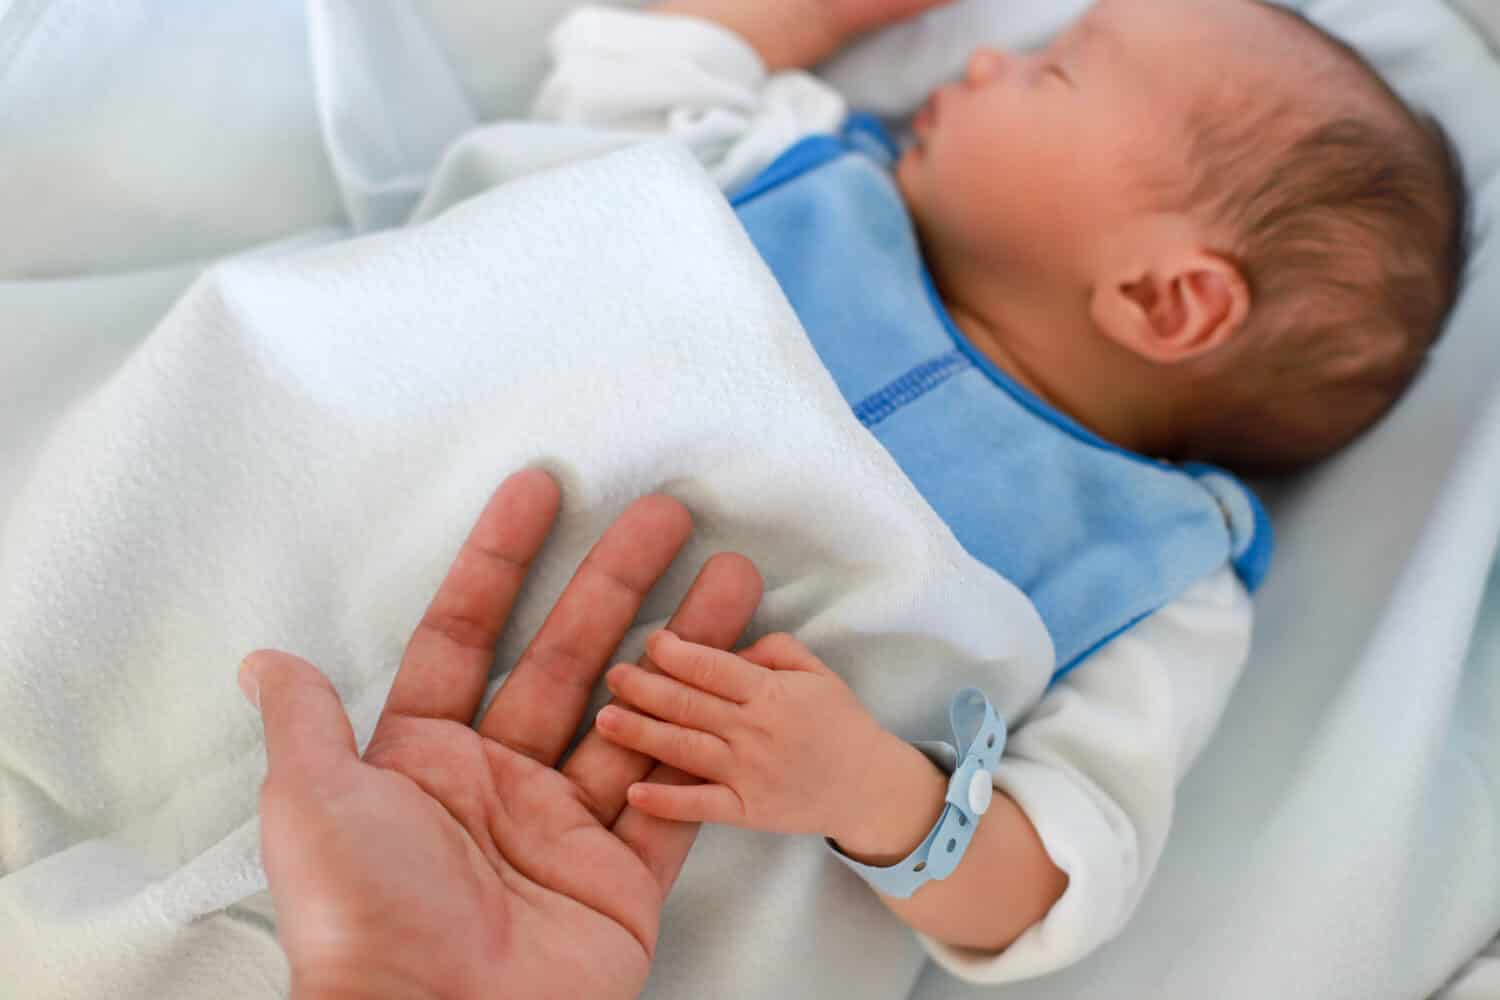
[1067,17,1124,71]
[1042,26,1078,65]
[1069,19,1101,53]
[1046,20,1090,71]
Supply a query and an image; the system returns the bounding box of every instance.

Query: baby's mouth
[913,94,938,133]
[914,86,952,140]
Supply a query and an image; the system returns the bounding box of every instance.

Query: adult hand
[239,469,763,1000]
[828,0,958,35]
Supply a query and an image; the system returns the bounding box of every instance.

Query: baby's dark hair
[1175,5,1471,474]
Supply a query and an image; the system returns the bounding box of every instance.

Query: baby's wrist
[828,730,948,867]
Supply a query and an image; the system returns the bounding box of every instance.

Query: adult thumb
[240,650,359,777]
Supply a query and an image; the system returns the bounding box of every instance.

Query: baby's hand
[596,631,885,840]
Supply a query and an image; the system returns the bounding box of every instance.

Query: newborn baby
[536,0,1471,984]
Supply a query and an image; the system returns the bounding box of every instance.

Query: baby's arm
[595,630,1067,953]
[923,569,1255,980]
[651,0,955,71]
[598,568,1254,979]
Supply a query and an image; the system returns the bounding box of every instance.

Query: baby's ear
[1090,248,1251,365]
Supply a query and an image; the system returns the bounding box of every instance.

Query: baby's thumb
[240,650,359,776]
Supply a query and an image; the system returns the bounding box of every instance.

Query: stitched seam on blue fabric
[853,351,972,428]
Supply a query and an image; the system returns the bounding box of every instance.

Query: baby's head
[898,0,1470,473]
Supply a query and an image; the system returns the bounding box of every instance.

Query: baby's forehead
[1075,0,1333,59]
[1075,0,1365,105]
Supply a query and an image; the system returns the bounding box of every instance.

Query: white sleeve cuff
[533,6,846,192]
[918,757,1136,983]
[916,567,1253,984]
[537,7,769,125]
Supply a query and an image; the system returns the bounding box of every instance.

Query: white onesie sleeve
[920,566,1254,983]
[535,9,1257,985]
[533,7,846,192]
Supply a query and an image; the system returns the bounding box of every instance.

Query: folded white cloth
[0,133,1058,997]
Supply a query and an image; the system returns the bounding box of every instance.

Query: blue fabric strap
[828,690,1007,899]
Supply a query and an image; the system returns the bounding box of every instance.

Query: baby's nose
[963,48,1007,87]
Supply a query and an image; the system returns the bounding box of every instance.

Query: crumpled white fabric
[0,125,1062,996]
[0,2,1086,978]
[2,1,1498,999]
[0,1,1262,994]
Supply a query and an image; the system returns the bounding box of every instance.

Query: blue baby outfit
[731,116,1272,680]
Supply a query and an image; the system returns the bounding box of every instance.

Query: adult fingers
[562,553,762,824]
[612,764,705,900]
[242,650,359,783]
[374,469,561,738]
[477,494,693,764]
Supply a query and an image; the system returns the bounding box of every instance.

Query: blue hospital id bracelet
[828,689,1007,899]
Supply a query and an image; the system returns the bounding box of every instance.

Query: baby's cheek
[953,156,1041,250]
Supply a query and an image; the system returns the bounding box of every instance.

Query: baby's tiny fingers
[627,782,746,826]
[607,664,736,735]
[648,631,763,703]
[596,705,733,782]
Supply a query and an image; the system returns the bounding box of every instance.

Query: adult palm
[242,470,762,1000]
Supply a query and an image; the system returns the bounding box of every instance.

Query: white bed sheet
[1,0,1498,997]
